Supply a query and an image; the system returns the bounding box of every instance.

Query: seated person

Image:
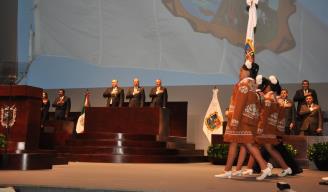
[126,78,145,107]
[299,95,323,135]
[149,79,168,108]
[103,79,124,107]
[52,89,71,120]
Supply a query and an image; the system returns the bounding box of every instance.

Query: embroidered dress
[224,77,260,143]
[256,91,279,144]
[276,96,286,137]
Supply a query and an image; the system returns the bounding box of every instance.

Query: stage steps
[0,151,55,170]
[55,132,206,163]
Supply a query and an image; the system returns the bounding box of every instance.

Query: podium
[54,105,205,163]
[0,85,54,170]
[0,85,42,151]
[85,107,170,140]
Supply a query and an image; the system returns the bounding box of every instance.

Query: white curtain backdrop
[33,0,328,84]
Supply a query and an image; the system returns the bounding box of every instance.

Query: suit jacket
[126,87,145,107]
[299,103,323,134]
[277,98,297,134]
[52,96,71,120]
[293,88,318,112]
[282,99,296,128]
[103,87,124,107]
[149,86,168,108]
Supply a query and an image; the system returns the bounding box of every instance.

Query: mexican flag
[76,91,91,134]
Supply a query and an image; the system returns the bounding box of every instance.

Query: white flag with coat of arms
[202,88,223,143]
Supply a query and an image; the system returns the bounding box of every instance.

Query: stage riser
[175,149,204,156]
[166,141,196,150]
[166,136,187,143]
[56,147,179,155]
[0,153,54,170]
[55,131,205,163]
[66,154,207,163]
[77,132,157,140]
[66,140,167,148]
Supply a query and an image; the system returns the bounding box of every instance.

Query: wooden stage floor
[0,162,327,192]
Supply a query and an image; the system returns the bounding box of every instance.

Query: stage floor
[0,162,327,192]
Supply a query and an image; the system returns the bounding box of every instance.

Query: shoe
[278,167,292,177]
[214,171,232,179]
[319,177,328,185]
[242,169,253,176]
[277,182,291,190]
[256,163,273,181]
[232,170,242,176]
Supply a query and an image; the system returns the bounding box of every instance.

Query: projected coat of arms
[162,0,296,53]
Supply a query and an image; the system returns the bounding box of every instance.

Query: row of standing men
[40,78,168,127]
[41,77,323,136]
[102,78,167,108]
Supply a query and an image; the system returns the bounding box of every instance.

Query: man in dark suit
[293,80,318,113]
[52,89,71,120]
[279,88,297,135]
[299,95,323,135]
[103,79,124,107]
[293,80,319,131]
[126,78,145,107]
[149,79,168,108]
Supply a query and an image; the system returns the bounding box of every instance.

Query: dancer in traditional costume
[215,62,273,180]
[239,76,292,177]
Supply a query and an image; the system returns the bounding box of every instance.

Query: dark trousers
[253,142,303,175]
[55,110,66,120]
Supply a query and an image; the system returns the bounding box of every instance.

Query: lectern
[0,85,42,151]
[0,85,53,170]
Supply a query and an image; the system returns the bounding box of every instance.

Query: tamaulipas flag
[76,90,91,134]
[202,88,223,143]
[245,0,258,62]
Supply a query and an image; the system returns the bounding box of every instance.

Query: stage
[0,163,327,192]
